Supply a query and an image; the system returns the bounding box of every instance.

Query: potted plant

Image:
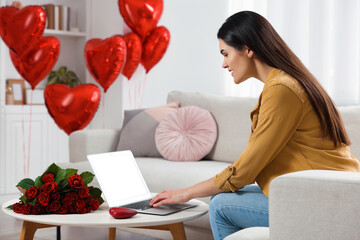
[46,66,80,87]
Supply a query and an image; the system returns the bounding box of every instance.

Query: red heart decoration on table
[118,0,163,40]
[122,33,142,80]
[0,6,46,56]
[84,35,126,92]
[141,26,170,73]
[44,84,101,135]
[10,36,60,90]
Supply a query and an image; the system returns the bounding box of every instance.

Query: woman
[150,11,360,239]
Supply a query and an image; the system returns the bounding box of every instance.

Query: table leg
[20,220,58,240]
[135,222,187,240]
[109,227,116,240]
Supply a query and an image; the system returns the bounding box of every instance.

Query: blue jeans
[209,185,269,240]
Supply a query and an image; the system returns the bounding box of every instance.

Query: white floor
[0,194,161,240]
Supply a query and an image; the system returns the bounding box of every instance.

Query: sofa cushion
[338,106,360,160]
[167,91,258,163]
[155,106,218,161]
[116,102,179,157]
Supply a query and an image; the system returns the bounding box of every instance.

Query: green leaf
[97,196,104,205]
[54,169,66,184]
[35,176,42,188]
[29,198,36,206]
[43,163,66,184]
[20,195,29,204]
[88,187,102,199]
[80,171,94,185]
[7,204,14,210]
[46,76,59,86]
[59,179,69,190]
[16,178,35,190]
[58,66,67,74]
[65,168,78,179]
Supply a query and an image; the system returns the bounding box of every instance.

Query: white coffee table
[2,198,208,240]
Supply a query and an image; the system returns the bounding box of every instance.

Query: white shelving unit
[0,0,91,195]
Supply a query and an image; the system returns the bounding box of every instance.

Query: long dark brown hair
[218,11,350,146]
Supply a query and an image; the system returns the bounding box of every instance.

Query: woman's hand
[150,188,191,207]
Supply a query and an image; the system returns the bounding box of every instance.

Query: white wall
[89,0,229,129]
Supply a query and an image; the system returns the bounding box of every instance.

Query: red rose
[30,205,43,215]
[51,192,60,201]
[92,199,100,211]
[62,198,72,206]
[77,207,87,214]
[42,173,54,183]
[76,199,86,208]
[86,207,92,213]
[49,201,61,212]
[37,192,50,206]
[40,182,58,194]
[78,187,89,198]
[25,186,39,200]
[57,206,68,214]
[22,204,31,215]
[67,205,77,214]
[68,173,83,189]
[65,192,78,201]
[13,203,23,213]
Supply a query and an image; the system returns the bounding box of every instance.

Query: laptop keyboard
[120,199,152,210]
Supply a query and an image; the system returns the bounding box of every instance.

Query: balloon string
[20,79,26,177]
[27,90,33,177]
[140,74,146,108]
[102,93,105,129]
[134,81,137,109]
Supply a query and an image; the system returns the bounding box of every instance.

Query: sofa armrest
[269,170,360,240]
[69,129,121,163]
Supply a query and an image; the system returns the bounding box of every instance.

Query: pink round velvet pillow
[155,106,217,161]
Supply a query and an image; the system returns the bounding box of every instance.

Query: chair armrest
[69,129,121,163]
[269,170,360,240]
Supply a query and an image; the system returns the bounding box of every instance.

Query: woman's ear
[243,45,254,59]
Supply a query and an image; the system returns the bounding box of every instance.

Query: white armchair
[225,170,360,240]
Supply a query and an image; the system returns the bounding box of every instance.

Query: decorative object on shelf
[0,5,46,56]
[118,0,163,40]
[46,66,80,88]
[44,84,101,135]
[122,33,142,80]
[7,163,104,215]
[6,79,25,105]
[10,36,60,90]
[141,26,170,73]
[84,35,127,92]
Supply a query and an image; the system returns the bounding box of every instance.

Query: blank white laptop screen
[87,150,151,207]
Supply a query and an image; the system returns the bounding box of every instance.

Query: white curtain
[226,0,360,106]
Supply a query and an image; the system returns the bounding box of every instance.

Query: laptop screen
[87,150,151,207]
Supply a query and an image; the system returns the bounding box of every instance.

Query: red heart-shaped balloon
[0,6,46,56]
[141,26,170,73]
[122,33,142,80]
[10,36,60,90]
[84,35,126,92]
[118,0,163,40]
[44,84,101,135]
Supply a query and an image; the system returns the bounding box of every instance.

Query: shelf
[44,29,86,38]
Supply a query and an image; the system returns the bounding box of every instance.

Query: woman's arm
[149,177,223,207]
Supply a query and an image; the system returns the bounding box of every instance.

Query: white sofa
[59,91,360,240]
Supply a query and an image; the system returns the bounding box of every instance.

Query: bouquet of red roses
[7,163,104,215]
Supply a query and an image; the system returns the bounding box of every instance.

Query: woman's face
[219,39,255,84]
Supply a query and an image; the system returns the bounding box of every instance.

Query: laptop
[87,150,196,215]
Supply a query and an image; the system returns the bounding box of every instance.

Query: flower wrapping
[7,163,104,215]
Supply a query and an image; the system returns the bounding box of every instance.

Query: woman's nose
[222,60,228,69]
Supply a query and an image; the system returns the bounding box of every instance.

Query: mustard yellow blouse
[214,68,360,197]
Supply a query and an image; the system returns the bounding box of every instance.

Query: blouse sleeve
[214,84,304,192]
